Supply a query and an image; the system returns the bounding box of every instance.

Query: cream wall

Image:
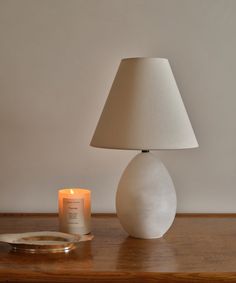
[0,0,235,213]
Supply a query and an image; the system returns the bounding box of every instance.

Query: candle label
[63,198,85,227]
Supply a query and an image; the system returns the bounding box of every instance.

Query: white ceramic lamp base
[116,152,177,239]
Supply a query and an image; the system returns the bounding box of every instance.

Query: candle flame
[70,189,74,195]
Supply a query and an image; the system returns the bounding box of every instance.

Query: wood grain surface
[0,214,236,282]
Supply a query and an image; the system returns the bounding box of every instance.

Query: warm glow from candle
[58,188,91,235]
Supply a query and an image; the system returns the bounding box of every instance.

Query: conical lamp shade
[91,58,198,150]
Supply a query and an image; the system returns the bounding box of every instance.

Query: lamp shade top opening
[91,57,198,150]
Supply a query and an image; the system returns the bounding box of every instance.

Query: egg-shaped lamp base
[116,152,177,239]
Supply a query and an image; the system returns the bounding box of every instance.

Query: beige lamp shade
[91,58,198,150]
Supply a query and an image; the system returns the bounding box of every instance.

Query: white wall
[0,0,235,213]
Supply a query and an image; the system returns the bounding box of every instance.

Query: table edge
[0,213,236,217]
[1,271,236,282]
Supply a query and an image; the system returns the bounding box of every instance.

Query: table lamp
[91,58,198,239]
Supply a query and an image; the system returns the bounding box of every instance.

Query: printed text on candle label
[63,198,85,227]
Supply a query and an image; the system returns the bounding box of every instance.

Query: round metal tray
[0,231,82,254]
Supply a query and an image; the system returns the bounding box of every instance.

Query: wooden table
[0,214,236,282]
